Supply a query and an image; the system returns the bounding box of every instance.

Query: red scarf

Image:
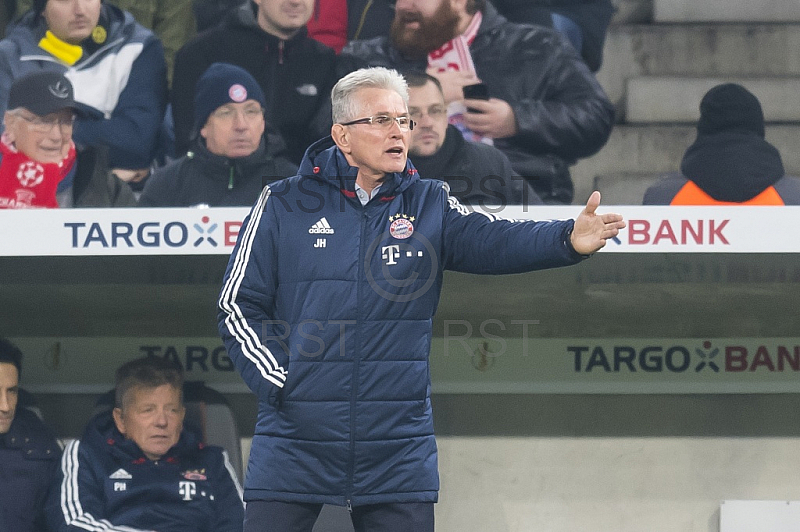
[427,12,491,145]
[0,135,76,208]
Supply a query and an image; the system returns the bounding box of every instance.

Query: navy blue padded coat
[218,137,582,507]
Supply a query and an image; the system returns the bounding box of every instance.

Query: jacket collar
[299,136,419,200]
[232,1,310,46]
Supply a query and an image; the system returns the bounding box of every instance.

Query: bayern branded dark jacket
[217,137,584,507]
[46,411,244,532]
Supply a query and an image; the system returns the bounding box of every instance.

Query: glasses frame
[341,114,415,131]
[209,104,265,123]
[15,111,76,133]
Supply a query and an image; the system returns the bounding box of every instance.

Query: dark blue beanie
[194,63,266,131]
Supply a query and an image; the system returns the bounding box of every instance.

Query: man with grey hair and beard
[341,0,615,204]
[218,66,624,532]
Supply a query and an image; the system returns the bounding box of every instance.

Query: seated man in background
[0,71,78,208]
[341,0,615,204]
[406,72,541,207]
[46,356,244,532]
[0,0,168,184]
[0,337,61,532]
[643,83,800,205]
[139,63,297,207]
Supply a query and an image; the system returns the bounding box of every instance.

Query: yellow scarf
[38,30,83,65]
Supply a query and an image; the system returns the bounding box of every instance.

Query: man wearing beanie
[0,0,167,180]
[644,83,800,205]
[0,71,78,208]
[172,0,358,164]
[139,63,297,207]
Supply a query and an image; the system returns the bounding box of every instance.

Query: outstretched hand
[570,191,626,255]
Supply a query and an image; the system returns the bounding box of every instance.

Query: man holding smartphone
[342,0,615,204]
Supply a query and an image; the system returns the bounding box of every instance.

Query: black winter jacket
[139,136,297,207]
[411,124,542,206]
[341,3,615,204]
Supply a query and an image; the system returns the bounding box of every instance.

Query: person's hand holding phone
[462,95,519,139]
[462,83,489,113]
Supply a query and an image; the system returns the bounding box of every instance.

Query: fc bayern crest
[389,215,414,239]
[16,161,45,188]
[229,84,247,102]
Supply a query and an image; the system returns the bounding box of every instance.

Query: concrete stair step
[596,24,800,112]
[593,172,662,205]
[625,77,800,123]
[654,0,800,23]
[569,125,800,204]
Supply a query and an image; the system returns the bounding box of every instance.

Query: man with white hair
[218,66,625,531]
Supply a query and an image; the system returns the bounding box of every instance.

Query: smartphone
[462,83,489,113]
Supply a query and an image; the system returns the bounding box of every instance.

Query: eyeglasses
[408,105,446,121]
[211,105,264,123]
[341,114,415,131]
[16,112,75,133]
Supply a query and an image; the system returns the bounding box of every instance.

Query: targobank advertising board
[0,206,799,256]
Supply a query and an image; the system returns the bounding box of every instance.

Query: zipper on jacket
[347,207,368,508]
[278,40,284,65]
[228,165,234,190]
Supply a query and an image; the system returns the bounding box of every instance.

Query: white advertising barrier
[0,206,799,256]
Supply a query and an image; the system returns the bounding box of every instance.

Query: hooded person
[644,83,800,205]
[138,62,297,207]
[0,70,78,208]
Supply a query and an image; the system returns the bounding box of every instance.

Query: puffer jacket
[340,2,615,204]
[218,137,583,507]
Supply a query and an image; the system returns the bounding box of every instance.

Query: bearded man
[342,0,615,204]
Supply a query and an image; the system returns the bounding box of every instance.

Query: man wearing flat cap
[139,63,297,207]
[0,70,78,208]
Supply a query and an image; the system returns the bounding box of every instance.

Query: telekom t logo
[382,245,400,265]
[179,481,196,500]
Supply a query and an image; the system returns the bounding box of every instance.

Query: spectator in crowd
[193,0,245,32]
[307,0,394,53]
[0,0,168,184]
[46,356,244,532]
[406,71,542,206]
[15,0,195,86]
[173,0,352,164]
[492,0,615,72]
[643,83,800,205]
[218,66,624,532]
[140,63,296,207]
[0,337,61,532]
[341,0,615,205]
[1,71,136,208]
[0,71,78,208]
